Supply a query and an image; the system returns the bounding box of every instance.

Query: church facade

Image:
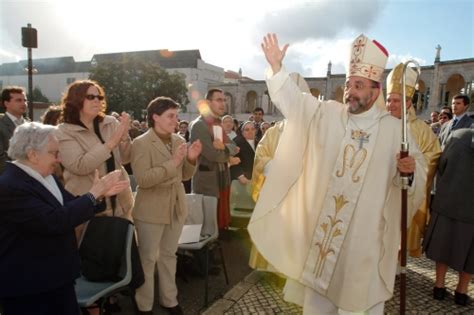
[212,56,474,121]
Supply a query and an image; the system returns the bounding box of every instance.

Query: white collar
[5,112,24,126]
[453,113,466,121]
[13,161,64,205]
[246,139,255,150]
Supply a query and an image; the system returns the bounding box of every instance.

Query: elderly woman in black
[0,122,128,315]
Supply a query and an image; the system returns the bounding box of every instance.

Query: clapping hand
[229,156,241,166]
[118,111,130,124]
[213,139,225,150]
[187,140,202,163]
[238,175,250,185]
[261,33,289,74]
[172,143,187,167]
[89,169,129,199]
[117,112,131,140]
[106,112,131,149]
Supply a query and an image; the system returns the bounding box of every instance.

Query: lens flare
[160,49,174,58]
[197,100,211,117]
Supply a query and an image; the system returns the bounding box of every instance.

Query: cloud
[249,0,386,77]
[0,1,81,63]
[0,0,386,80]
[289,39,353,77]
[0,48,22,62]
[257,0,385,43]
[387,54,427,69]
[234,38,353,80]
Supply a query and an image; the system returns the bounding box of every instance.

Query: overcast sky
[1,0,473,79]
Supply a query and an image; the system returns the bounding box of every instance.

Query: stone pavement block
[223,274,302,315]
[224,281,255,301]
[202,299,235,315]
[244,271,264,284]
[209,256,473,314]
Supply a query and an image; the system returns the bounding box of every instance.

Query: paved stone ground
[206,256,474,315]
[104,228,473,314]
[117,228,253,314]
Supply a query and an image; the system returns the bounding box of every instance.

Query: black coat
[230,135,255,180]
[0,163,102,298]
[432,128,474,223]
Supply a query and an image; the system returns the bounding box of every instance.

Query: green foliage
[89,57,189,119]
[29,86,50,103]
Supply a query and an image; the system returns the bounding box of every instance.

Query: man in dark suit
[438,94,474,147]
[0,86,28,174]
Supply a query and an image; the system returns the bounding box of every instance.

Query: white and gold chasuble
[301,106,387,293]
[248,68,427,312]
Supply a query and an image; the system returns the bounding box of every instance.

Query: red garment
[217,187,231,229]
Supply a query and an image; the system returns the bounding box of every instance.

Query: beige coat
[131,129,196,225]
[56,115,134,219]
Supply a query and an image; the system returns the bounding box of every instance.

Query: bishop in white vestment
[248,34,427,314]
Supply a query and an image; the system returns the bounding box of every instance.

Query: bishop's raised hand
[261,33,289,74]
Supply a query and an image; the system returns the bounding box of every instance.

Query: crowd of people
[0,32,473,315]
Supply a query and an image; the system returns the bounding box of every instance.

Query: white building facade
[1,49,472,122]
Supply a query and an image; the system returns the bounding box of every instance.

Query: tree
[89,57,189,119]
[29,86,50,103]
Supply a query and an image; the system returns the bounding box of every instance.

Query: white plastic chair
[178,194,229,306]
[229,180,255,226]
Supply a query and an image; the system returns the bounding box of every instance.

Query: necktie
[451,118,459,129]
[448,118,459,137]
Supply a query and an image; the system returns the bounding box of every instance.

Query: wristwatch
[85,192,99,206]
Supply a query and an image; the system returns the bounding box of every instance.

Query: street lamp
[21,23,38,120]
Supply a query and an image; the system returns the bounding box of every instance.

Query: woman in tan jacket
[56,80,134,238]
[131,97,201,315]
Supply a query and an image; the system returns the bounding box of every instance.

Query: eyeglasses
[47,150,60,159]
[85,94,105,101]
[344,82,378,91]
[211,98,225,103]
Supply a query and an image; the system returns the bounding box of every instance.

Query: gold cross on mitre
[351,130,371,150]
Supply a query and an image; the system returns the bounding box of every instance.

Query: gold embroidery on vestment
[313,195,349,277]
[336,144,367,183]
